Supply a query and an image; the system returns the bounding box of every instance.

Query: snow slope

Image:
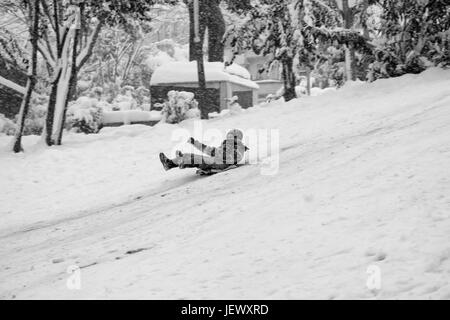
[0,68,450,299]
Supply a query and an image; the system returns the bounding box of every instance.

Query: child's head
[226,129,243,141]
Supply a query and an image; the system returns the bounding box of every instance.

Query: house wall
[230,83,257,109]
[255,80,283,102]
[219,81,229,111]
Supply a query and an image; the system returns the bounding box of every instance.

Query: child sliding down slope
[159,129,249,171]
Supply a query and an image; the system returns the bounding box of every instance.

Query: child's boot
[159,153,178,171]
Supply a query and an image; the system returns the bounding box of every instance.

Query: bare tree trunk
[190,0,208,119]
[188,0,225,62]
[45,71,61,146]
[344,44,355,81]
[12,1,39,153]
[282,57,296,102]
[56,27,79,145]
[207,0,225,62]
[342,0,356,82]
[188,0,206,62]
[306,67,311,96]
[362,0,370,39]
[44,0,64,146]
[51,70,71,142]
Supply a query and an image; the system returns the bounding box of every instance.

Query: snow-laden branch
[37,41,56,69]
[311,0,342,21]
[0,75,26,95]
[306,25,373,53]
[76,21,103,71]
[39,0,57,33]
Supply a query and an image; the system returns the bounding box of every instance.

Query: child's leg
[159,153,178,171]
[173,153,215,169]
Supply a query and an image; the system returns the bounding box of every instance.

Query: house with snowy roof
[150,61,259,114]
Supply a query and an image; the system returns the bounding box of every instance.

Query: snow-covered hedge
[0,113,16,136]
[161,90,200,124]
[66,97,104,134]
[102,110,162,125]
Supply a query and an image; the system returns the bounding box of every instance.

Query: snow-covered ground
[0,68,449,299]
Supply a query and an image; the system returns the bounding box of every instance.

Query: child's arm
[188,137,217,156]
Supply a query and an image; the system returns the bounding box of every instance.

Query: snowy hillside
[0,68,449,299]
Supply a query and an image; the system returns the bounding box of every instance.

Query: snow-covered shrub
[97,99,114,112]
[66,97,103,134]
[135,87,151,106]
[89,86,104,100]
[77,79,92,96]
[227,96,243,115]
[152,102,164,111]
[0,96,48,136]
[161,90,200,124]
[23,103,47,135]
[367,47,427,81]
[295,85,307,97]
[264,94,279,103]
[0,113,16,136]
[208,109,230,119]
[19,95,48,136]
[112,86,138,111]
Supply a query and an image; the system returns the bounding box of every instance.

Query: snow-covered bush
[23,103,47,135]
[264,94,280,103]
[227,96,243,115]
[112,86,138,111]
[161,90,200,124]
[88,86,104,100]
[97,99,114,112]
[0,113,16,136]
[66,97,103,134]
[14,95,48,135]
[0,96,48,136]
[13,95,48,136]
[135,87,150,104]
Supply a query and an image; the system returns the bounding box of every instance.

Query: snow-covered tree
[147,2,190,44]
[300,0,374,82]
[23,0,178,147]
[368,0,450,80]
[225,0,305,101]
[184,0,252,62]
[85,23,151,91]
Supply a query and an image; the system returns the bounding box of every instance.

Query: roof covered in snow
[150,61,259,90]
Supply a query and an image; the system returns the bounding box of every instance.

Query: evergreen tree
[368,0,450,80]
[225,0,302,101]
